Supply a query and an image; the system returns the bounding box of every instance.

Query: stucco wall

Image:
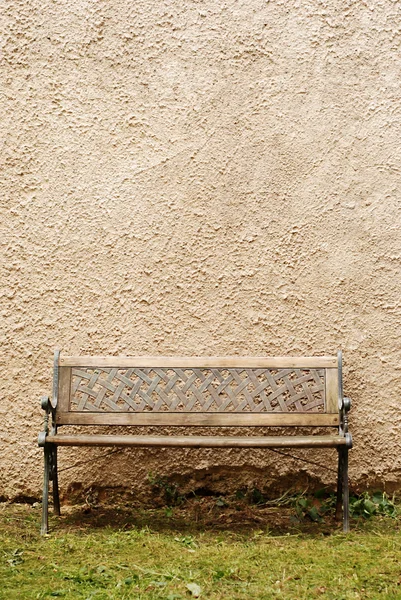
[1,0,401,501]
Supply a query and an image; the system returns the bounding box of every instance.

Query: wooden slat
[46,434,346,448]
[325,368,339,413]
[59,356,338,369]
[57,367,71,412]
[56,412,339,427]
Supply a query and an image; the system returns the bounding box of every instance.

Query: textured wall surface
[1,0,401,501]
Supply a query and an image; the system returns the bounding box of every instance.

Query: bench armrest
[339,396,351,447]
[38,396,56,447]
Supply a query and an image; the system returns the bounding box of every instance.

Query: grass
[1,496,401,599]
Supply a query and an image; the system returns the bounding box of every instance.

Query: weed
[212,567,240,581]
[290,491,398,523]
[215,497,227,507]
[174,535,198,549]
[293,495,324,522]
[247,487,266,505]
[5,548,24,567]
[290,489,335,523]
[147,473,185,506]
[350,492,397,519]
[235,487,298,508]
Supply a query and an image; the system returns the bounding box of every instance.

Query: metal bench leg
[342,447,350,533]
[52,446,61,517]
[335,448,344,521]
[41,445,51,535]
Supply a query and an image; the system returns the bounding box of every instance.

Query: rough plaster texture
[1,0,401,501]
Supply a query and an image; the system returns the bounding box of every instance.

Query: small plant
[215,497,228,507]
[291,489,336,523]
[291,490,398,523]
[5,548,24,568]
[293,496,323,522]
[235,487,267,505]
[350,492,397,519]
[247,488,266,505]
[174,535,198,550]
[213,567,239,581]
[147,473,185,505]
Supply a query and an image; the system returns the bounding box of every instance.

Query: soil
[53,495,338,536]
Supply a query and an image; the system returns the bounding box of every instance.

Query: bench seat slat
[56,412,339,426]
[46,434,347,448]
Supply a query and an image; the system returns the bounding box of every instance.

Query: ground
[1,497,401,599]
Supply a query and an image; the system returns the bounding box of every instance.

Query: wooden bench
[38,351,352,534]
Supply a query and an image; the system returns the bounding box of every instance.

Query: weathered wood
[68,366,326,414]
[59,356,338,369]
[58,367,71,412]
[325,368,339,413]
[56,411,339,426]
[46,434,347,448]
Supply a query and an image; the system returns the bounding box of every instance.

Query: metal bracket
[41,395,51,412]
[343,397,351,412]
[345,432,353,449]
[38,431,47,447]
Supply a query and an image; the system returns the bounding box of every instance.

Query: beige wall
[1,0,401,501]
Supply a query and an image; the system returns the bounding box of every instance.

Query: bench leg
[335,448,344,521]
[41,445,51,535]
[52,446,61,517]
[336,447,350,532]
[342,447,350,533]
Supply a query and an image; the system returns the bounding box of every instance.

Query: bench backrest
[53,352,342,428]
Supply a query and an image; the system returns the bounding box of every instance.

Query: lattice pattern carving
[70,367,326,413]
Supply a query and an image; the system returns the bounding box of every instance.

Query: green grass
[1,499,401,599]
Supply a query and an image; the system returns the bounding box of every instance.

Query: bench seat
[46,434,348,448]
